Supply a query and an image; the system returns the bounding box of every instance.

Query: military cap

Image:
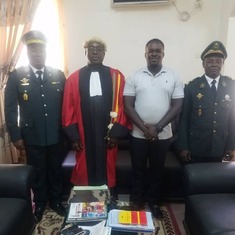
[83,36,107,52]
[201,41,227,60]
[21,30,47,45]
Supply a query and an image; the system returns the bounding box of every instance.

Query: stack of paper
[80,220,111,235]
[60,220,111,235]
[106,209,155,233]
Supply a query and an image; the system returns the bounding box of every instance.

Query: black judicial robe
[62,65,130,187]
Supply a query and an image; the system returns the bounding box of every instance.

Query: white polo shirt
[124,66,184,140]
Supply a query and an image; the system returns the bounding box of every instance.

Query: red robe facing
[62,65,130,187]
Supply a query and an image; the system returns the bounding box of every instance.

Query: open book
[106,209,155,233]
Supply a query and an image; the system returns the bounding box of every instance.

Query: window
[17,0,64,71]
[224,15,235,79]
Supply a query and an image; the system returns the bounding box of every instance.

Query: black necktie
[211,80,217,100]
[36,70,43,83]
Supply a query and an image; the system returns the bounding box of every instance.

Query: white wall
[62,0,235,83]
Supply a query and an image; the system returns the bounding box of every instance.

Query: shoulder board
[17,66,29,72]
[185,77,201,86]
[9,66,24,74]
[9,67,16,73]
[224,75,234,80]
[46,66,64,74]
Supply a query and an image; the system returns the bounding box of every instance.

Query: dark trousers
[25,143,64,207]
[129,136,170,206]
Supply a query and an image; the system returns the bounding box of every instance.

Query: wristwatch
[156,126,163,133]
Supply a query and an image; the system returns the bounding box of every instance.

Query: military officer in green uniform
[178,41,235,163]
[4,30,66,222]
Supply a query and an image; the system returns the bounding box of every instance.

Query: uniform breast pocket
[20,119,34,128]
[220,100,231,109]
[18,86,32,93]
[51,83,63,93]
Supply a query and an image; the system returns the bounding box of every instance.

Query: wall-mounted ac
[111,0,172,7]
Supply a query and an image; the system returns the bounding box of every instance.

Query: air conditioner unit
[111,0,172,6]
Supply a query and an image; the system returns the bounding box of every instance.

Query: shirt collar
[142,65,167,76]
[29,65,45,74]
[205,74,220,85]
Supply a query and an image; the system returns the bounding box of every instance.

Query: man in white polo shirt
[124,38,184,220]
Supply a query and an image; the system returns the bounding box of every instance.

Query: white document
[79,220,111,235]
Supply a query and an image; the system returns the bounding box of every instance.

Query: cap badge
[213,42,219,50]
[197,93,204,99]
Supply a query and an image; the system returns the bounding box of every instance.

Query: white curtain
[0,0,40,163]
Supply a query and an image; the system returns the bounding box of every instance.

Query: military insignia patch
[10,67,15,72]
[199,82,206,88]
[197,93,204,99]
[222,81,227,87]
[225,94,231,101]
[20,78,29,86]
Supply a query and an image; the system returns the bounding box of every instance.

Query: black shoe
[34,206,45,223]
[109,187,118,202]
[50,202,66,216]
[131,202,145,211]
[150,205,163,221]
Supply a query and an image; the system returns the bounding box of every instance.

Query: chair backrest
[184,162,235,196]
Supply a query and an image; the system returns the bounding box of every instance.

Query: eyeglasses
[87,46,104,53]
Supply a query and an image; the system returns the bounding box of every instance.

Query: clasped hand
[105,136,118,149]
[71,137,118,152]
[144,124,158,142]
[180,150,191,164]
[71,140,84,152]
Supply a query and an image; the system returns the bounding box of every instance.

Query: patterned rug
[158,204,182,235]
[33,204,181,235]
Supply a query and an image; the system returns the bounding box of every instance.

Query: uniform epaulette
[9,66,24,74]
[11,67,16,72]
[185,77,201,86]
[9,67,16,74]
[46,66,60,73]
[225,75,234,80]
[193,77,202,82]
[185,81,191,86]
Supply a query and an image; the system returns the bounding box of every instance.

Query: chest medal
[198,108,202,117]
[23,93,28,101]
